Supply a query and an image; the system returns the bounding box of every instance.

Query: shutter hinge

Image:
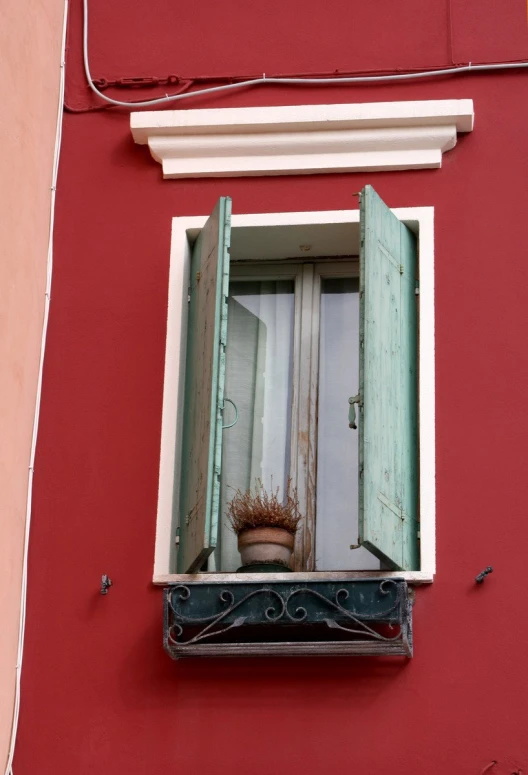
[175,526,180,545]
[415,283,420,296]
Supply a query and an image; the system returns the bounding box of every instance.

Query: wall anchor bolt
[100,575,113,595]
[475,566,493,584]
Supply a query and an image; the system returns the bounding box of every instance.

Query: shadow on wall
[116,604,411,710]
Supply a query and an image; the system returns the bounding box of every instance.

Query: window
[214,261,380,573]
[154,189,435,584]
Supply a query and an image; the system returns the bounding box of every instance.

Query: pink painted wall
[14,1,528,773]
[0,1,64,770]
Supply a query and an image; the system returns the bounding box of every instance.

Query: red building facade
[13,1,528,772]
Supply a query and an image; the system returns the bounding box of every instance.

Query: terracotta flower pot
[237,527,295,569]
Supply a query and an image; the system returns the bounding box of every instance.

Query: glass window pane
[316,277,380,570]
[216,280,295,571]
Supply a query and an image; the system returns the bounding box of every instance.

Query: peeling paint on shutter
[177,197,232,573]
[358,186,418,571]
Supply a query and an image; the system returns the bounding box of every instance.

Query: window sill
[164,577,413,658]
[155,570,433,585]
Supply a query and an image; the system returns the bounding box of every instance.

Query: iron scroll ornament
[163,578,413,657]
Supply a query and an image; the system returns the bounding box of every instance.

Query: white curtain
[316,277,380,570]
[213,280,294,571]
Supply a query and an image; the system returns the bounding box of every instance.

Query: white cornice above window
[130,99,474,179]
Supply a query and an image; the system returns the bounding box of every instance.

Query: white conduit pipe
[83,0,528,109]
[3,3,69,773]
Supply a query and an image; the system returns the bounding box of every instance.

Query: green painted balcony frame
[163,577,413,658]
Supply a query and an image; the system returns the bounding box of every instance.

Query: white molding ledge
[130,99,474,178]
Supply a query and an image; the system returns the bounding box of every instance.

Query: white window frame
[154,207,435,584]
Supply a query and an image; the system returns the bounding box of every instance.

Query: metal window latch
[348,395,360,429]
[222,398,239,429]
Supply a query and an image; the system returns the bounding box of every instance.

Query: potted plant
[227,479,302,572]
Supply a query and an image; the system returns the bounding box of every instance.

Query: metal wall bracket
[100,574,113,595]
[163,578,413,658]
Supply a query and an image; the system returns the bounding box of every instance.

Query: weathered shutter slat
[177,197,232,573]
[358,186,418,571]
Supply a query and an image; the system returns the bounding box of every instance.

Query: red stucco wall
[15,1,528,773]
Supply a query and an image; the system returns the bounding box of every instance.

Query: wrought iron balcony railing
[164,577,413,658]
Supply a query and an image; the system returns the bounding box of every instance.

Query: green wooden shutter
[177,197,232,573]
[358,186,418,571]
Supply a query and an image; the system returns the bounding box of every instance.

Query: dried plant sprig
[227,478,302,536]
